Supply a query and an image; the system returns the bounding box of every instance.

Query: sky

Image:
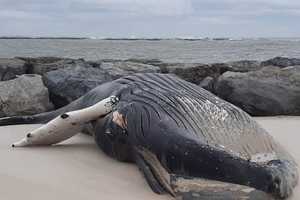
[0,0,299,38]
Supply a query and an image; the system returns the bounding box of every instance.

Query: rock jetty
[0,56,299,116]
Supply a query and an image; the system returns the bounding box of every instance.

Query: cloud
[191,0,300,16]
[0,0,299,37]
[0,0,193,17]
[86,0,192,15]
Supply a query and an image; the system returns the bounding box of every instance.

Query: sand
[0,117,299,200]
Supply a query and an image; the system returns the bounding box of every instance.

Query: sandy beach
[0,117,299,200]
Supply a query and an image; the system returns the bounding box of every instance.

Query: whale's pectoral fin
[12,96,119,147]
[135,147,274,200]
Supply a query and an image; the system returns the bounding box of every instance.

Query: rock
[124,58,164,66]
[43,65,114,108]
[161,60,263,85]
[162,63,228,85]
[199,76,215,92]
[261,56,300,67]
[225,60,262,72]
[86,60,102,68]
[0,58,27,81]
[43,61,160,108]
[17,56,89,75]
[100,59,123,63]
[31,59,88,75]
[0,74,53,117]
[98,61,161,78]
[215,66,300,116]
[16,56,64,64]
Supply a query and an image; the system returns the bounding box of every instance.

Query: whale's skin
[0,73,298,199]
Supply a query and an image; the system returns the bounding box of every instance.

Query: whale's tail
[0,110,60,126]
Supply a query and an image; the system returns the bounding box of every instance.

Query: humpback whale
[0,73,298,200]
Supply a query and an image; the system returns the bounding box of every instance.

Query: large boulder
[261,56,300,67]
[43,66,114,108]
[0,74,53,117]
[161,63,228,85]
[226,60,262,72]
[215,66,300,116]
[161,60,264,85]
[0,58,27,81]
[17,57,89,75]
[43,61,160,108]
[199,76,215,92]
[98,61,161,78]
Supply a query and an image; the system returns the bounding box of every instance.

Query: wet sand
[0,117,299,200]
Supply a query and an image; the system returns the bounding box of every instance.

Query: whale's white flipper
[12,96,119,147]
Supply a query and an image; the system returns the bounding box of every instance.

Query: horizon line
[1,36,300,40]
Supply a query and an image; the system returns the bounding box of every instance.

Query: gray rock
[162,60,262,85]
[124,58,163,66]
[33,59,88,75]
[17,56,89,75]
[98,61,161,78]
[86,60,102,68]
[0,74,53,117]
[17,56,64,64]
[215,66,300,116]
[261,56,300,67]
[43,61,160,108]
[0,58,27,81]
[162,63,228,85]
[199,76,215,92]
[43,65,114,107]
[226,60,262,72]
[100,59,123,63]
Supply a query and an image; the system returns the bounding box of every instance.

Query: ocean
[0,38,299,63]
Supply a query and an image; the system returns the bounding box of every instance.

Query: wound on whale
[0,73,298,200]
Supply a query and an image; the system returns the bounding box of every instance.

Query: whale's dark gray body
[0,73,298,199]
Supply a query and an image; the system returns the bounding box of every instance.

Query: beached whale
[0,73,298,199]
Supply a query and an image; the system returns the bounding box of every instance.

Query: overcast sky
[1,0,299,38]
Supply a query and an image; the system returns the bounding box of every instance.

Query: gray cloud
[0,0,299,37]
